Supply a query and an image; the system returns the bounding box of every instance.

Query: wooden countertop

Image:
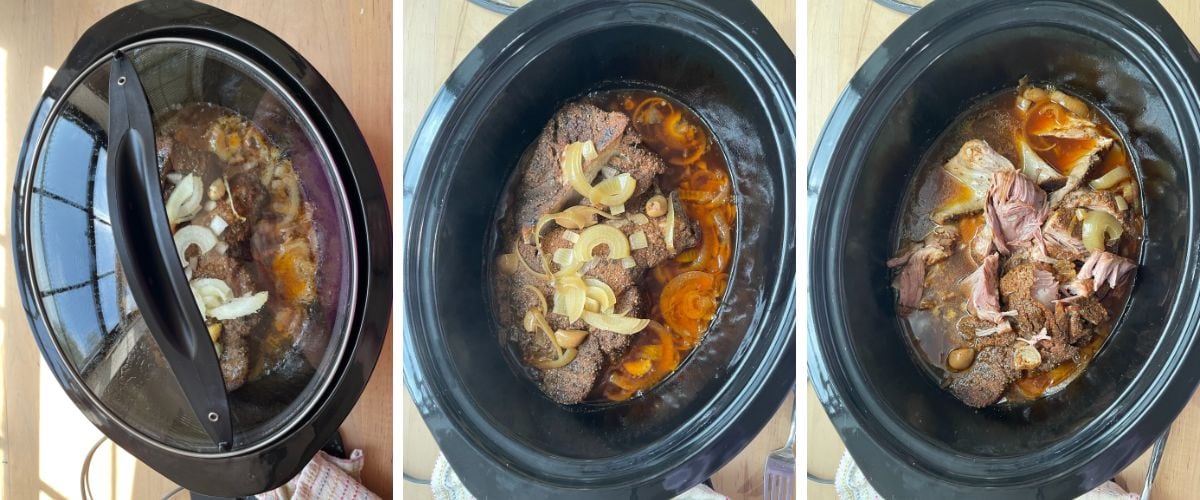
[807,1,1200,498]
[0,1,392,498]
[401,1,795,499]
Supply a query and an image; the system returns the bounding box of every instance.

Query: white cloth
[256,449,380,500]
[430,453,728,499]
[835,451,1138,500]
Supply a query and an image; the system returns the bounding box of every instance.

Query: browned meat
[964,253,1009,323]
[228,171,267,221]
[624,192,700,269]
[540,337,604,404]
[513,104,630,230]
[933,140,1016,224]
[588,288,643,360]
[1041,208,1087,261]
[607,132,666,200]
[1077,250,1137,292]
[998,261,1056,337]
[1018,139,1066,190]
[985,170,1048,254]
[888,226,960,312]
[1058,189,1124,223]
[219,318,252,391]
[1053,295,1108,345]
[949,346,1018,408]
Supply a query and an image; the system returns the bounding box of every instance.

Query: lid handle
[106,50,233,449]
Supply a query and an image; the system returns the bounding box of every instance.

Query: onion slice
[190,278,234,318]
[554,329,589,349]
[174,225,218,261]
[584,278,617,313]
[209,215,229,235]
[591,173,636,207]
[1089,166,1130,190]
[664,192,677,253]
[561,142,596,200]
[581,310,650,334]
[209,291,269,320]
[165,173,204,225]
[1081,209,1123,251]
[553,274,588,322]
[531,348,577,369]
[574,224,631,262]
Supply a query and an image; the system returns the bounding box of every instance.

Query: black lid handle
[106,50,232,449]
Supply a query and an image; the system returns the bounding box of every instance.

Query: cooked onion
[563,230,580,243]
[554,329,589,349]
[573,224,631,262]
[584,278,616,313]
[174,225,218,260]
[534,206,614,244]
[621,256,637,269]
[581,140,598,161]
[522,284,548,313]
[582,310,650,334]
[209,291,269,320]
[209,215,229,235]
[552,248,575,267]
[1089,166,1130,190]
[609,203,625,216]
[531,348,577,369]
[497,253,520,275]
[1115,195,1128,212]
[629,230,648,250]
[208,178,226,200]
[526,309,562,356]
[165,174,204,225]
[630,213,650,225]
[207,323,222,344]
[553,274,587,322]
[561,141,596,200]
[663,192,677,253]
[1081,210,1123,251]
[190,278,233,317]
[591,173,636,207]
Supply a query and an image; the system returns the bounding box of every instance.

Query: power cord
[80,435,187,500]
[403,471,431,485]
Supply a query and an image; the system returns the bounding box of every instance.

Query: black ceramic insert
[809,0,1200,498]
[404,0,795,498]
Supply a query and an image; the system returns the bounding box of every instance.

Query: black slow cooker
[11,1,390,496]
[809,0,1200,498]
[404,0,794,497]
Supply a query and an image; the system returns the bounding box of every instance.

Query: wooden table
[401,1,795,499]
[806,1,1200,498]
[0,1,392,498]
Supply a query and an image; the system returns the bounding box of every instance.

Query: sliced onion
[554,329,589,349]
[591,173,636,207]
[621,256,637,269]
[174,225,218,260]
[190,278,233,318]
[527,309,562,356]
[580,140,598,161]
[584,297,601,312]
[560,142,596,200]
[553,274,587,322]
[563,230,580,243]
[1115,195,1128,212]
[534,206,614,244]
[581,310,650,334]
[629,230,648,250]
[600,166,619,179]
[215,241,229,255]
[166,172,183,185]
[207,323,222,344]
[209,215,229,235]
[609,203,625,216]
[574,224,631,262]
[1089,166,1130,190]
[209,291,269,320]
[165,173,204,225]
[531,348,577,369]
[630,213,649,225]
[584,278,617,313]
[664,192,677,253]
[552,247,576,267]
[1081,209,1123,251]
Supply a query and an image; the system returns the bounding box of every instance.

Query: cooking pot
[403,0,795,497]
[808,0,1200,498]
[11,0,391,496]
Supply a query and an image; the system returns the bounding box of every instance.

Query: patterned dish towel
[835,451,1138,500]
[430,453,728,499]
[256,449,381,500]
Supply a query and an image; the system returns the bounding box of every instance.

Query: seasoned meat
[219,318,252,391]
[964,253,1009,323]
[888,226,960,312]
[1041,208,1087,261]
[607,132,666,200]
[998,261,1055,337]
[623,192,700,269]
[1058,189,1125,224]
[950,346,1018,408]
[1018,139,1066,190]
[540,337,604,404]
[1077,250,1137,292]
[589,288,643,360]
[933,140,1016,224]
[513,104,630,229]
[228,172,268,221]
[984,169,1048,254]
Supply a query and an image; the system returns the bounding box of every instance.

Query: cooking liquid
[582,90,737,402]
[897,89,1142,403]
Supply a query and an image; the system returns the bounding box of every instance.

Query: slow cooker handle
[106,50,233,450]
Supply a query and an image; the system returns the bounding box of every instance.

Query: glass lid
[22,39,356,454]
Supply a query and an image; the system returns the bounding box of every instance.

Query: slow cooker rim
[10,0,390,495]
[808,0,1200,495]
[402,0,795,496]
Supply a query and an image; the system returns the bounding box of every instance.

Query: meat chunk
[949,346,1018,408]
[998,261,1056,337]
[1018,139,1066,190]
[964,253,1009,323]
[933,140,1016,224]
[588,288,643,360]
[540,337,604,404]
[888,226,960,312]
[607,132,665,200]
[219,318,252,391]
[1077,250,1137,292]
[623,192,700,269]
[513,104,630,229]
[1041,208,1088,261]
[985,170,1048,254]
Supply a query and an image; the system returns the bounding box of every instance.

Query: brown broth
[581,90,737,402]
[898,88,1143,403]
